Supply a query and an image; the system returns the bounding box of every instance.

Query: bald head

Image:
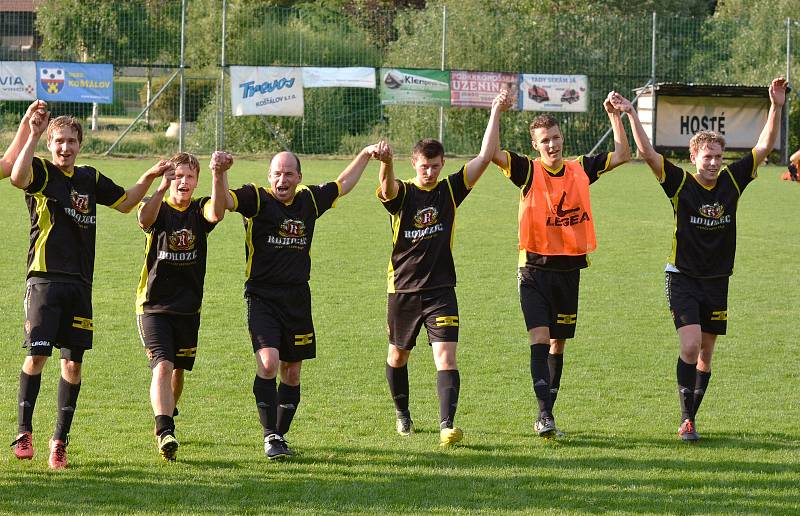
[270,151,301,175]
[268,151,303,203]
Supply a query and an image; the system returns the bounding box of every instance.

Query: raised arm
[1,100,45,179]
[753,77,787,165]
[10,108,49,189]
[604,91,632,170]
[205,151,233,223]
[490,92,515,170]
[611,92,664,180]
[114,160,175,213]
[375,140,397,200]
[337,143,381,196]
[138,166,176,229]
[466,90,512,187]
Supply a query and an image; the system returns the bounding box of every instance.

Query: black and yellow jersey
[660,151,756,278]
[135,197,218,315]
[379,167,470,293]
[499,149,611,271]
[24,157,126,285]
[230,182,340,290]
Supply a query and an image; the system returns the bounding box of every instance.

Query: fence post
[179,0,187,153]
[217,0,228,150]
[651,12,656,87]
[438,5,446,145]
[784,17,791,165]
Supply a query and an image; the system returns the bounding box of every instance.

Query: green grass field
[0,156,798,514]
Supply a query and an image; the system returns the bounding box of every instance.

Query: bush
[139,76,217,123]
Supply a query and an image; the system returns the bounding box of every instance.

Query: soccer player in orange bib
[492,93,631,437]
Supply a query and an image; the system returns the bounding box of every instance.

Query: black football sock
[531,344,552,418]
[692,369,712,419]
[253,375,277,437]
[276,382,300,436]
[155,415,175,437]
[436,369,460,429]
[386,363,410,416]
[53,377,81,442]
[18,371,41,434]
[547,353,564,409]
[676,357,697,421]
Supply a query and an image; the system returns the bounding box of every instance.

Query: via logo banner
[230,66,304,117]
[0,61,36,101]
[36,62,113,104]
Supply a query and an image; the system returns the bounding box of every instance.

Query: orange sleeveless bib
[518,159,597,255]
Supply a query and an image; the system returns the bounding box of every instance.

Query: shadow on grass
[1,431,797,514]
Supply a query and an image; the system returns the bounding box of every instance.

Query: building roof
[0,0,36,13]
[634,82,770,98]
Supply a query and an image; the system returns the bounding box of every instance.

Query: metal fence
[1,0,797,159]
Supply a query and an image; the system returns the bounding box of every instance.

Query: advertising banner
[230,66,304,117]
[380,68,450,106]
[519,74,588,112]
[450,71,519,109]
[654,96,769,149]
[302,67,375,88]
[36,62,113,104]
[0,61,36,101]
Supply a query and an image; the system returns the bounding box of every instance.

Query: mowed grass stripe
[0,156,797,514]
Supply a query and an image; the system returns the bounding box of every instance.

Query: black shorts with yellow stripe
[137,312,201,370]
[24,278,93,362]
[665,272,729,335]
[518,267,580,340]
[245,283,316,362]
[387,287,459,350]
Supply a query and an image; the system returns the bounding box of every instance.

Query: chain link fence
[0,1,796,158]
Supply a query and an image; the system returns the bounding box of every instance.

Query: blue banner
[36,62,113,104]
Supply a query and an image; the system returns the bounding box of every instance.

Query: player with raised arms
[1,100,47,179]
[492,92,631,438]
[136,150,232,461]
[9,109,173,468]
[377,90,511,446]
[611,77,787,441]
[224,143,386,459]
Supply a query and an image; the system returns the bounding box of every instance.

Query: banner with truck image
[519,74,588,112]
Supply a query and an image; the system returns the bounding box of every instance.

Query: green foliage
[35,0,180,65]
[139,77,217,122]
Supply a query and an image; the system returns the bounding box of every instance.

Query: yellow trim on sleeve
[657,155,667,184]
[109,193,127,209]
[749,148,758,179]
[331,180,342,209]
[498,150,513,178]
[229,189,239,212]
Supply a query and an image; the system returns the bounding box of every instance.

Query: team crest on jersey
[279,219,306,238]
[413,207,439,228]
[169,229,196,251]
[698,203,724,219]
[70,189,90,214]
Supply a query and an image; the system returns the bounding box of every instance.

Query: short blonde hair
[169,152,200,174]
[689,131,726,156]
[47,116,83,144]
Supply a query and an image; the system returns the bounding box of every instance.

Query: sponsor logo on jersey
[169,228,196,251]
[546,191,590,226]
[279,219,306,238]
[698,202,724,219]
[71,189,90,214]
[690,202,730,228]
[413,207,439,228]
